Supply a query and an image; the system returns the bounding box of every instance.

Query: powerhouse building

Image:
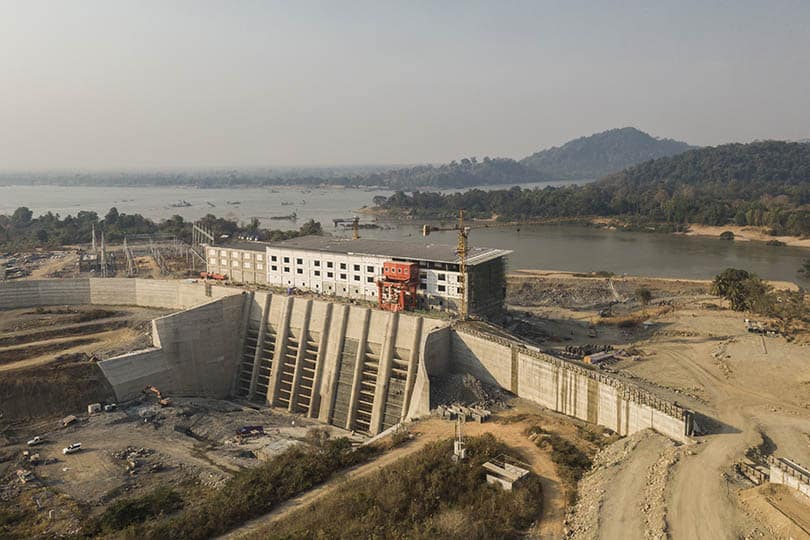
[205,236,510,318]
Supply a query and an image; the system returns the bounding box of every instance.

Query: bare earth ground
[507,270,810,539]
[0,397,351,537]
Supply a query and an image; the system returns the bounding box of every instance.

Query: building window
[283,257,290,263]
[271,255,277,262]
[437,284,446,292]
[340,263,346,270]
[314,270,320,276]
[354,275,360,281]
[232,260,239,267]
[457,286,463,294]
[457,275,464,283]
[366,265,374,273]
[419,283,427,290]
[208,249,216,256]
[244,262,251,269]
[271,265,277,271]
[327,261,333,268]
[208,258,217,265]
[256,263,264,270]
[327,271,334,278]
[284,267,290,273]
[353,264,360,271]
[297,268,303,274]
[367,276,374,283]
[296,258,303,265]
[314,260,320,267]
[340,273,347,280]
[256,254,264,261]
[438,273,446,281]
[420,272,427,279]
[220,259,228,266]
[231,251,238,257]
[219,250,226,256]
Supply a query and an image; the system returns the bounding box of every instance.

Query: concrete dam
[0,279,693,442]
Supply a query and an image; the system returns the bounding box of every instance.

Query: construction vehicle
[200,271,227,281]
[235,426,265,442]
[61,415,77,427]
[62,443,82,455]
[143,385,173,407]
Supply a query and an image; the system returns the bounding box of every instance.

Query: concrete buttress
[370,312,398,435]
[308,302,333,418]
[267,295,294,405]
[247,294,271,401]
[288,299,313,413]
[345,308,371,431]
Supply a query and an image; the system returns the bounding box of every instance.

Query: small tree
[711,268,770,311]
[635,286,652,305]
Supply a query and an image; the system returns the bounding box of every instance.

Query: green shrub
[266,435,543,540]
[95,486,183,533]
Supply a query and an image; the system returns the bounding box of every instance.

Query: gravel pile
[430,373,510,410]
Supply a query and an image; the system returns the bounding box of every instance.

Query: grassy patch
[263,434,543,540]
[92,486,183,534]
[527,426,592,504]
[119,437,378,540]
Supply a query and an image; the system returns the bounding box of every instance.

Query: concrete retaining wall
[0,278,241,311]
[770,458,810,499]
[99,293,246,401]
[450,328,692,443]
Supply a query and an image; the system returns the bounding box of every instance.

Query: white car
[27,436,44,446]
[62,443,82,455]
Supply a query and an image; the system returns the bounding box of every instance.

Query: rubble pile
[430,373,510,410]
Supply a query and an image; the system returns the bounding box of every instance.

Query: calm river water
[1,184,808,284]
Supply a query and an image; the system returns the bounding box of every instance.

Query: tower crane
[422,210,471,320]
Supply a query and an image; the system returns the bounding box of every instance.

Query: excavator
[143,385,172,407]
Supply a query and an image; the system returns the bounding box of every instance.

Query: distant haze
[1,1,809,171]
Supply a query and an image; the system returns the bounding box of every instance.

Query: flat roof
[211,241,267,253]
[266,236,511,266]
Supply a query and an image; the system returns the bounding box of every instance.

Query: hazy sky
[1,0,809,170]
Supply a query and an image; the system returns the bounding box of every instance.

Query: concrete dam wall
[0,277,240,311]
[1,279,693,443]
[231,291,447,436]
[450,327,693,443]
[99,294,246,401]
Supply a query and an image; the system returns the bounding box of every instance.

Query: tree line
[0,207,322,251]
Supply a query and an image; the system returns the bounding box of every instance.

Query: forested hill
[379,141,810,236]
[521,127,694,180]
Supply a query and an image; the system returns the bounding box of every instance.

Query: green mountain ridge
[521,127,695,180]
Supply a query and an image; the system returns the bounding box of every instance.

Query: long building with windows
[204,236,510,319]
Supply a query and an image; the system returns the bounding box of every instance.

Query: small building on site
[483,456,531,491]
[203,236,510,319]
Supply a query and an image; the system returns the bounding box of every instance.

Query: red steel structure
[377,261,419,312]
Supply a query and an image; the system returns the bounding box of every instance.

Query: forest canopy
[378,141,810,237]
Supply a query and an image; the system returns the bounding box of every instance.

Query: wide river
[2,184,808,284]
